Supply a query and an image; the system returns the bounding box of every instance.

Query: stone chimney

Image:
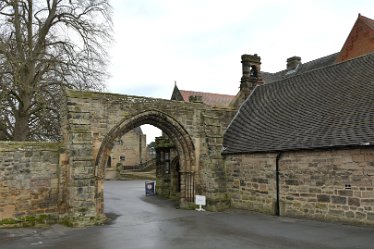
[240,54,262,92]
[286,56,301,70]
[230,53,263,109]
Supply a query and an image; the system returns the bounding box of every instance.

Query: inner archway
[94,109,196,215]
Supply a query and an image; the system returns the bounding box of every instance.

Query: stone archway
[94,110,196,215]
[62,89,235,225]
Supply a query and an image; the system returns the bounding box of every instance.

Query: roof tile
[179,90,235,107]
[223,53,374,154]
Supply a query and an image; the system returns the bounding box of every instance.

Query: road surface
[1,180,374,249]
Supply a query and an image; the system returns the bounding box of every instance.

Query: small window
[106,156,112,168]
[250,65,258,77]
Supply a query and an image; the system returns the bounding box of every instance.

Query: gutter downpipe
[275,152,282,216]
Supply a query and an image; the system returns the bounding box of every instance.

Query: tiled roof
[360,14,374,30]
[179,90,235,108]
[223,53,374,154]
[262,53,339,84]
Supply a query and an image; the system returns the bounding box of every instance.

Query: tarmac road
[1,180,374,249]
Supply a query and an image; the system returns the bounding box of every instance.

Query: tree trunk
[13,109,30,141]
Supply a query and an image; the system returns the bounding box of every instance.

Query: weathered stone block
[345,211,355,218]
[361,191,374,198]
[361,199,374,206]
[71,178,96,187]
[309,187,321,194]
[70,186,96,201]
[71,146,93,161]
[367,212,374,221]
[332,195,347,204]
[355,212,366,220]
[338,190,353,196]
[316,203,328,210]
[285,179,299,185]
[348,197,360,206]
[317,194,330,203]
[328,209,344,217]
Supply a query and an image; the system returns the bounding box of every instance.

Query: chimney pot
[287,56,301,70]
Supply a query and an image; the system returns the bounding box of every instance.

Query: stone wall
[225,153,277,214]
[225,148,374,225]
[280,148,374,225]
[195,108,237,210]
[0,142,64,226]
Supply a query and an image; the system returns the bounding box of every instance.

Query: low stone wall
[0,142,63,226]
[225,148,374,225]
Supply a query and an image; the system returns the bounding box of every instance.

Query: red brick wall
[336,17,374,63]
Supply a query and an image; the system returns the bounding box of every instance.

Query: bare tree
[0,0,112,141]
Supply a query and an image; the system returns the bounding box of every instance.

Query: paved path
[1,180,374,249]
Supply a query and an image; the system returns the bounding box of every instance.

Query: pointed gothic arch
[94,109,196,215]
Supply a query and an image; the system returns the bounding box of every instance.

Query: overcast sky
[105,0,374,143]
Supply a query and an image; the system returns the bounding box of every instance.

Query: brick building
[223,14,374,225]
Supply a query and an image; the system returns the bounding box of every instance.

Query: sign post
[195,195,206,211]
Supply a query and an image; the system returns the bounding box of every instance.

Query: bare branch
[0,0,112,141]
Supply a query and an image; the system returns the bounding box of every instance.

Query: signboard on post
[195,195,206,211]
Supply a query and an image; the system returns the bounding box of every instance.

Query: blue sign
[145,181,155,196]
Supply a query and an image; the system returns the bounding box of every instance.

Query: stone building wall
[225,152,277,214]
[225,148,374,225]
[280,148,374,225]
[120,131,146,168]
[0,142,64,225]
[105,129,148,180]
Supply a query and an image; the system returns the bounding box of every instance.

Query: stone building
[223,14,374,225]
[105,127,148,180]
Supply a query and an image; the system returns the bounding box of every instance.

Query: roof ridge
[359,14,374,29]
[179,89,235,97]
[260,52,374,87]
[300,52,340,67]
[262,52,339,76]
